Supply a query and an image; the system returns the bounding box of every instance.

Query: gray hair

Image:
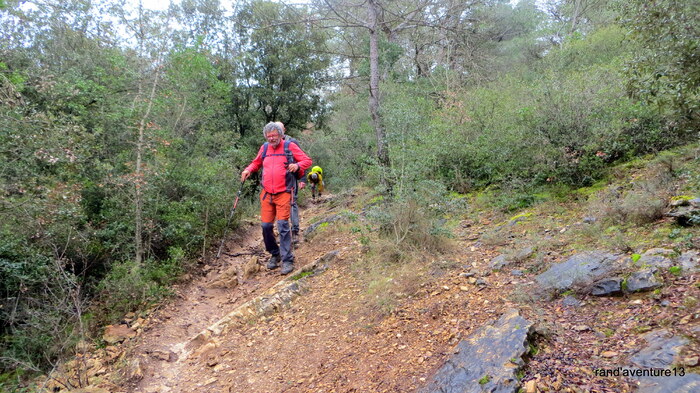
[262,122,283,137]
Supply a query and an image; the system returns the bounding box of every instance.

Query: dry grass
[587,160,675,226]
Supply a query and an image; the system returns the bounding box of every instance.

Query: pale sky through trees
[128,0,311,12]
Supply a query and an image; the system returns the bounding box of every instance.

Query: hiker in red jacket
[241,122,312,275]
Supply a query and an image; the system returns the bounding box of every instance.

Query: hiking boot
[266,254,280,269]
[280,261,295,275]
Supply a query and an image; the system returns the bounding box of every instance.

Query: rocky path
[118,198,525,393]
[42,191,700,393]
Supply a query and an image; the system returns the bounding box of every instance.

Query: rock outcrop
[420,309,533,393]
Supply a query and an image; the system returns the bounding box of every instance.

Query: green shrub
[94,260,154,324]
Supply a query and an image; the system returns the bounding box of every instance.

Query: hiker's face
[265,131,281,148]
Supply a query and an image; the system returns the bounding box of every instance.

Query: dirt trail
[127,200,333,392]
[121,197,512,393]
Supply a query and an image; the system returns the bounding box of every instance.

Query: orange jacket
[245,142,312,194]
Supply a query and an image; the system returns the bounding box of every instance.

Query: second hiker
[306,165,324,200]
[275,121,305,246]
[241,122,312,275]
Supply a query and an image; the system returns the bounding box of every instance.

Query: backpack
[261,139,303,192]
[261,139,295,166]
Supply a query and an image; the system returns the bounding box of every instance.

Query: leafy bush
[365,197,452,255]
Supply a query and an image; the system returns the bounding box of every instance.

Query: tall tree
[620,0,699,125]
[316,0,439,189]
[233,0,332,137]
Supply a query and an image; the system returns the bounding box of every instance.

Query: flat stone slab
[420,309,532,393]
[627,328,700,393]
[636,373,700,393]
[535,251,626,293]
[630,329,689,369]
[103,324,137,344]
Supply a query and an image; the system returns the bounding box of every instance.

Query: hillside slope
[38,147,699,393]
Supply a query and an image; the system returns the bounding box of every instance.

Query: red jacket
[245,142,312,194]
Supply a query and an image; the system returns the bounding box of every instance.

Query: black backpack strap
[283,140,295,164]
[261,142,269,160]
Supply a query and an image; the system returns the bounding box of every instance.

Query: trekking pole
[216,180,245,259]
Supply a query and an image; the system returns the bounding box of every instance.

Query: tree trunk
[134,70,159,266]
[367,0,391,189]
[569,0,582,35]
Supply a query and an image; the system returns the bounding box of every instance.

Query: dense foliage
[0,0,330,377]
[0,0,696,384]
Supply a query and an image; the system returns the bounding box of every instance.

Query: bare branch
[322,0,370,29]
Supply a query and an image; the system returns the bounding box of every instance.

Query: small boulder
[666,197,700,226]
[629,328,700,393]
[583,216,597,224]
[535,251,627,293]
[513,246,534,261]
[678,251,699,273]
[590,278,623,296]
[304,214,345,240]
[561,295,581,307]
[626,270,662,293]
[490,255,509,270]
[637,248,674,269]
[420,309,533,393]
[240,256,260,281]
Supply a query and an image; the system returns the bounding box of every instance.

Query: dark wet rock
[475,278,488,286]
[535,251,627,293]
[630,329,689,369]
[420,309,533,393]
[511,270,523,276]
[660,300,671,307]
[561,296,581,307]
[583,216,597,224]
[590,278,623,296]
[626,269,662,293]
[678,251,699,273]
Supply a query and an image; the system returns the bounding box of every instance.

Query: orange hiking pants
[260,190,291,223]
